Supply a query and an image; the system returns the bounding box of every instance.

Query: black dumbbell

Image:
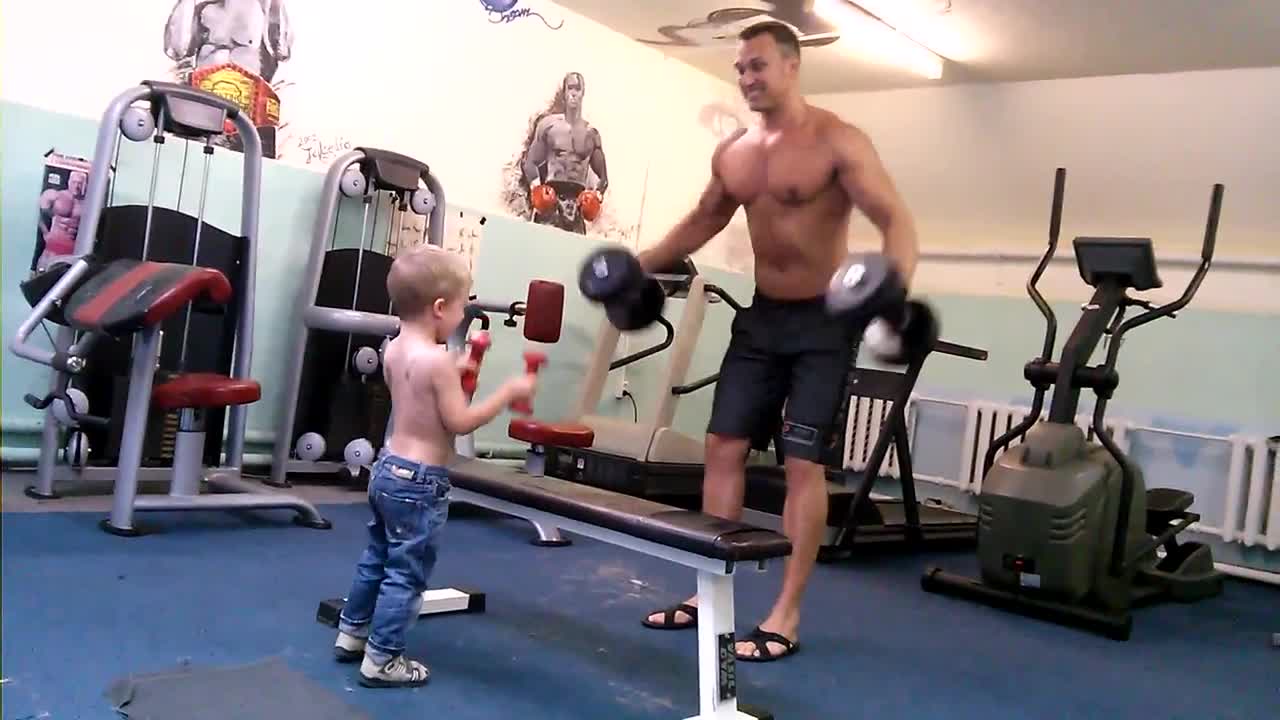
[578,246,665,331]
[826,252,938,364]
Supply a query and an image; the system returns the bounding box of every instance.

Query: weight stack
[291,248,395,466]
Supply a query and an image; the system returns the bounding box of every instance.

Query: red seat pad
[508,418,594,448]
[152,373,261,410]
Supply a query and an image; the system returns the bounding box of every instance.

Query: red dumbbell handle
[460,331,492,395]
[510,350,546,415]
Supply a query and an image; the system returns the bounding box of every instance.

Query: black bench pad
[450,459,792,563]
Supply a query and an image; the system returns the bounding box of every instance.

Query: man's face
[734,34,797,111]
[564,77,584,110]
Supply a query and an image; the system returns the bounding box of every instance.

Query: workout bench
[321,455,791,719]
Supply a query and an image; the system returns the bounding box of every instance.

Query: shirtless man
[636,21,919,662]
[523,72,609,232]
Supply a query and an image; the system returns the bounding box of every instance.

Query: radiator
[962,402,1130,494]
[1223,435,1280,551]
[842,396,904,477]
[841,395,1279,553]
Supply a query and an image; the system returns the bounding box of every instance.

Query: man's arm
[637,131,743,273]
[428,352,515,436]
[588,128,608,195]
[832,123,919,285]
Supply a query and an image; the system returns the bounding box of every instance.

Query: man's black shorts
[706,291,858,463]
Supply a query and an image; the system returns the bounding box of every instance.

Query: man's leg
[643,303,786,630]
[643,431,752,628]
[736,303,857,661]
[735,455,826,659]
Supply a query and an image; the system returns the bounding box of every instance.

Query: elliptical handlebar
[1102,183,1223,368]
[1030,168,1067,362]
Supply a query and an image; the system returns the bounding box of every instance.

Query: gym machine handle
[672,372,719,396]
[24,391,110,427]
[704,284,745,312]
[934,340,988,362]
[609,316,675,371]
[10,258,95,372]
[982,168,1067,477]
[1098,182,1222,579]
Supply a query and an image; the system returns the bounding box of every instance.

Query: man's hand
[832,123,919,285]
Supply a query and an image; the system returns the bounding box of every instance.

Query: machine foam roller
[524,280,564,343]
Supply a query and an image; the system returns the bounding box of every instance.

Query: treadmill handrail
[703,284,744,312]
[933,340,988,362]
[672,372,719,396]
[609,316,675,371]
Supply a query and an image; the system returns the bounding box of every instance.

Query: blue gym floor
[2,497,1276,719]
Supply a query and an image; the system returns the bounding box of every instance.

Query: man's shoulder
[711,126,750,164]
[814,108,868,147]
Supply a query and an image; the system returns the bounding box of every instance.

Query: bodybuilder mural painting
[503,72,610,236]
[163,0,294,158]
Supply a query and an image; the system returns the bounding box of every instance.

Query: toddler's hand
[506,373,538,402]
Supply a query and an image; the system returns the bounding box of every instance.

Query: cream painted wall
[810,67,1280,263]
[0,0,752,270]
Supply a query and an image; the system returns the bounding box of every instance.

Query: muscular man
[523,72,609,233]
[36,170,88,269]
[637,22,919,662]
[164,0,293,82]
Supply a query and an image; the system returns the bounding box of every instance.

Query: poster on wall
[32,152,96,274]
[162,0,294,159]
[501,71,633,243]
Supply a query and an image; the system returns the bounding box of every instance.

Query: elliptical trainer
[921,168,1226,640]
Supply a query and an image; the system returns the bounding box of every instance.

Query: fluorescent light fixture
[813,0,946,80]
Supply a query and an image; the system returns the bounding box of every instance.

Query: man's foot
[642,601,698,630]
[359,654,431,688]
[333,631,366,663]
[736,626,799,662]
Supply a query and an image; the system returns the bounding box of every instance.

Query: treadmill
[542,263,989,554]
[741,337,989,558]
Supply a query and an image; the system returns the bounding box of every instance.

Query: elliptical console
[921,168,1226,641]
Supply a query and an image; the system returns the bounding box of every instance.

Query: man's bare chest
[547,123,595,155]
[720,140,839,206]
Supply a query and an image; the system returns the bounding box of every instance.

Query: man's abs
[718,123,854,300]
[744,200,850,300]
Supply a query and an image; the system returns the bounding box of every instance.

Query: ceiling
[555,0,1280,94]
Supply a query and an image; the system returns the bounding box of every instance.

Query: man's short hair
[386,244,471,319]
[738,21,801,58]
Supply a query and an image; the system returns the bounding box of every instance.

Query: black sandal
[735,626,799,662]
[641,603,698,630]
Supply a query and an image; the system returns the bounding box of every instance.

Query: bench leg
[688,571,771,720]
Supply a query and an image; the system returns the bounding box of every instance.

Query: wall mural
[636,2,840,49]
[163,0,294,159]
[502,72,622,239]
[480,0,564,30]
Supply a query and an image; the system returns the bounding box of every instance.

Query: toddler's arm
[429,352,531,435]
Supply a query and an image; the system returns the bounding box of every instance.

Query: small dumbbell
[511,350,546,415]
[460,331,492,396]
